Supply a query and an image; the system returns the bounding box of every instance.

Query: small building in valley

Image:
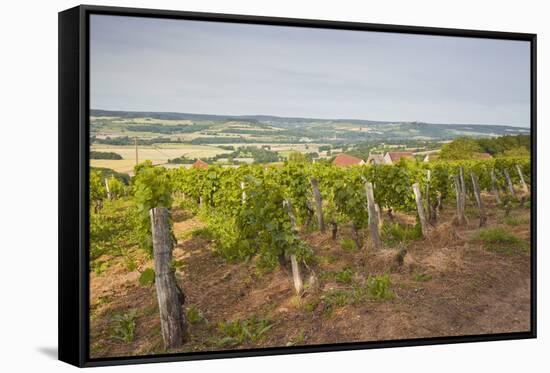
[367,153,385,165]
[332,153,365,167]
[383,151,414,165]
[476,152,493,160]
[192,159,209,169]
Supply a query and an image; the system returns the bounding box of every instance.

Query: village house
[332,153,365,167]
[367,153,385,165]
[192,159,209,169]
[383,151,414,165]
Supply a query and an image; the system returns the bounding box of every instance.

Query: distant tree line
[90,151,123,160]
[92,136,181,146]
[477,134,530,155]
[126,124,209,134]
[440,135,530,160]
[168,146,281,165]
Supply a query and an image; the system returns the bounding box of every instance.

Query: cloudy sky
[90,15,531,127]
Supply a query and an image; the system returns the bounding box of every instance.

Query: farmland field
[91,144,232,174]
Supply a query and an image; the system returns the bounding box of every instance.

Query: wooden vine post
[364,182,382,249]
[516,164,529,194]
[453,175,467,225]
[459,166,468,200]
[283,199,303,295]
[470,173,487,227]
[375,203,383,229]
[240,181,246,204]
[149,207,186,349]
[309,177,325,232]
[503,169,516,198]
[104,178,111,200]
[412,183,429,237]
[490,169,502,204]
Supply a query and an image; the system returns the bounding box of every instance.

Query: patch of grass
[214,316,274,347]
[335,268,354,284]
[320,268,355,285]
[382,222,422,247]
[321,290,350,315]
[320,274,395,315]
[91,259,114,275]
[110,309,137,343]
[138,268,155,287]
[303,298,320,313]
[340,238,358,251]
[96,295,112,307]
[503,215,529,226]
[412,271,432,282]
[289,330,306,346]
[177,226,214,241]
[473,228,528,254]
[90,341,106,355]
[366,274,394,300]
[186,305,205,325]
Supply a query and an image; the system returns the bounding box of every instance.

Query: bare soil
[89,194,531,358]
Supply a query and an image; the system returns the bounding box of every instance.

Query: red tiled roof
[192,159,209,169]
[332,153,364,167]
[387,152,413,162]
[476,152,493,159]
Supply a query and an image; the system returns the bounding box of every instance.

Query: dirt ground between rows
[89,195,531,358]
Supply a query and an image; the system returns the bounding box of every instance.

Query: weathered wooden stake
[104,178,112,200]
[330,220,338,240]
[425,170,432,222]
[490,169,502,204]
[516,164,529,194]
[240,181,246,204]
[470,173,487,227]
[309,177,325,232]
[453,175,467,225]
[412,183,429,237]
[503,169,516,198]
[365,182,382,249]
[375,203,383,229]
[459,166,468,201]
[283,199,303,295]
[149,207,186,349]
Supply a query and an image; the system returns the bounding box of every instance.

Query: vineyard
[89,157,531,357]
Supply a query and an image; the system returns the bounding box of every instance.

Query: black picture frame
[59,4,537,368]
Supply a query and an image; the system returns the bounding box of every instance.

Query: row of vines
[91,156,530,277]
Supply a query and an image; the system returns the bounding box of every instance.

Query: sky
[90,15,531,127]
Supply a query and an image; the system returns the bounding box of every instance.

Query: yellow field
[90,144,231,174]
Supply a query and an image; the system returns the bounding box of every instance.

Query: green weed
[215,316,274,347]
[366,274,394,300]
[473,228,528,254]
[382,223,422,247]
[110,309,137,343]
[412,271,432,282]
[340,238,358,251]
[186,305,205,325]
